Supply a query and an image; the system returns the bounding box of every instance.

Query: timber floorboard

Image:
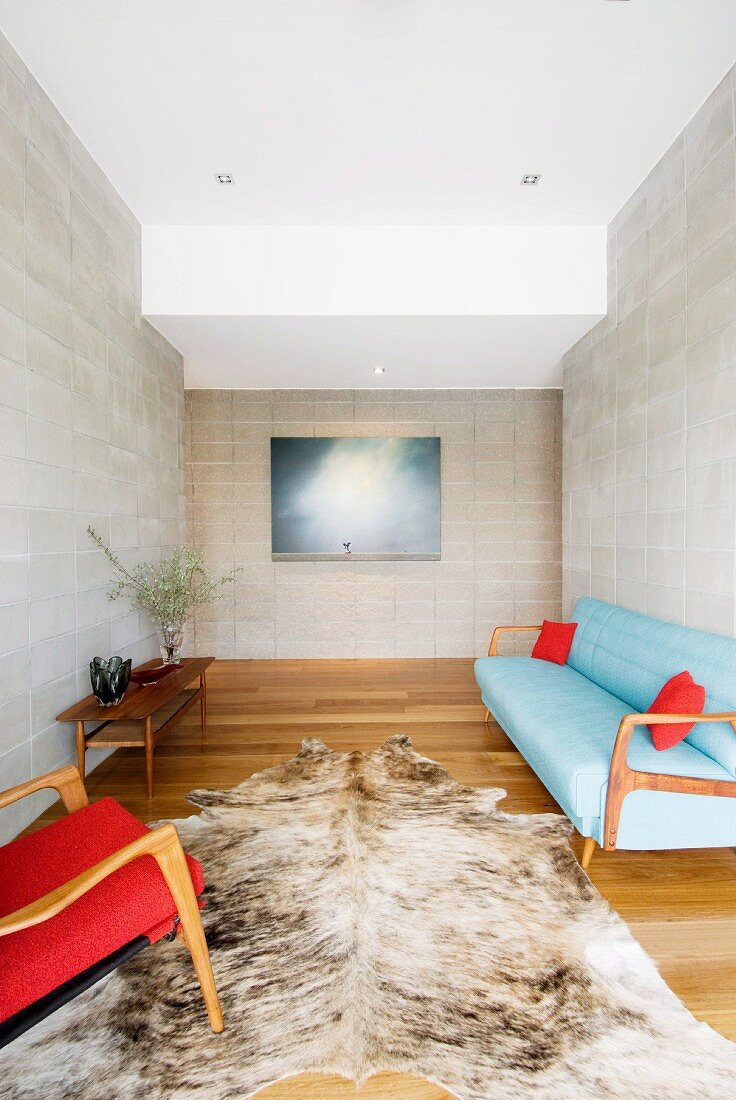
[38,658,736,1096]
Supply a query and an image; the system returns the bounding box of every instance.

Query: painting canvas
[271,437,441,560]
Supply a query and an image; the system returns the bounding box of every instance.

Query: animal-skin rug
[4,736,736,1099]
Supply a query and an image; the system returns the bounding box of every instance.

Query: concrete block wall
[563,65,736,635]
[0,32,185,841]
[185,388,562,659]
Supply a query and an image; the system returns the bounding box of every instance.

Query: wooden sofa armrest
[0,765,88,815]
[488,624,543,656]
[0,821,223,1033]
[603,711,736,852]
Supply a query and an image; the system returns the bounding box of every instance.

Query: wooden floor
[42,658,736,1096]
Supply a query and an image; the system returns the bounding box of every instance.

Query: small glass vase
[90,656,132,707]
[160,623,184,665]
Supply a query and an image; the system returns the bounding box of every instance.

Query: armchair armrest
[488,624,542,656]
[0,765,88,815]
[0,820,224,1033]
[0,823,181,938]
[603,711,736,852]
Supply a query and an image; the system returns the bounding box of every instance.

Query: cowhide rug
[4,736,736,1099]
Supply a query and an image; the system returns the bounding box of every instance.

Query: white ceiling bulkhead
[2,1,736,386]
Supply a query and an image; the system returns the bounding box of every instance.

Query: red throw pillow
[647,671,706,751]
[531,620,578,665]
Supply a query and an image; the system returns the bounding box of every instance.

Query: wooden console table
[56,657,214,799]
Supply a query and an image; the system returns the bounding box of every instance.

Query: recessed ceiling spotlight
[215,173,234,184]
[373,367,386,374]
[521,174,541,186]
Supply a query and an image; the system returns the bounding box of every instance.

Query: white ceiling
[142,225,606,315]
[2,0,736,227]
[153,315,593,389]
[3,1,736,388]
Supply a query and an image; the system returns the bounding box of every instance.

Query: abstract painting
[271,437,441,559]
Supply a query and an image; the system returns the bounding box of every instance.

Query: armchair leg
[580,835,596,871]
[154,833,223,1034]
[483,707,491,725]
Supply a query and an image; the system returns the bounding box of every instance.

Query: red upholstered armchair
[0,765,223,1047]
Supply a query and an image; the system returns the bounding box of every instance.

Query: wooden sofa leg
[483,707,491,725]
[154,832,224,1034]
[580,836,596,871]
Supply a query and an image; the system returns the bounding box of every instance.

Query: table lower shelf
[85,689,200,749]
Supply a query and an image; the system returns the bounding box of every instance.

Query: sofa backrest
[568,598,736,777]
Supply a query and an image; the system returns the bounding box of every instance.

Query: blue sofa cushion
[474,655,733,821]
[568,598,736,777]
[594,788,736,850]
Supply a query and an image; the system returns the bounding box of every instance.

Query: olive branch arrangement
[87,527,239,630]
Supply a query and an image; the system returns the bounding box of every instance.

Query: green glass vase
[90,656,132,707]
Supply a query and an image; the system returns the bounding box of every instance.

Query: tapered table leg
[200,671,207,750]
[76,721,86,782]
[144,716,154,799]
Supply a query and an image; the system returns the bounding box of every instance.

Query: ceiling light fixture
[215,173,234,184]
[521,174,541,186]
[373,367,385,374]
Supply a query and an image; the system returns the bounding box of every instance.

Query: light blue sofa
[474,598,736,860]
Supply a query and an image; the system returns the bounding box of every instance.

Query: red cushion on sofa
[531,620,578,665]
[0,797,204,1023]
[647,671,706,751]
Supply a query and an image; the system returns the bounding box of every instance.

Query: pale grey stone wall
[0,33,185,839]
[185,389,562,659]
[563,67,736,635]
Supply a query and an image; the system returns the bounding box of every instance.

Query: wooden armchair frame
[0,765,223,1034]
[484,625,736,872]
[0,764,90,815]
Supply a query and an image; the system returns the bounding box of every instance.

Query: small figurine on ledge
[343,541,352,555]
